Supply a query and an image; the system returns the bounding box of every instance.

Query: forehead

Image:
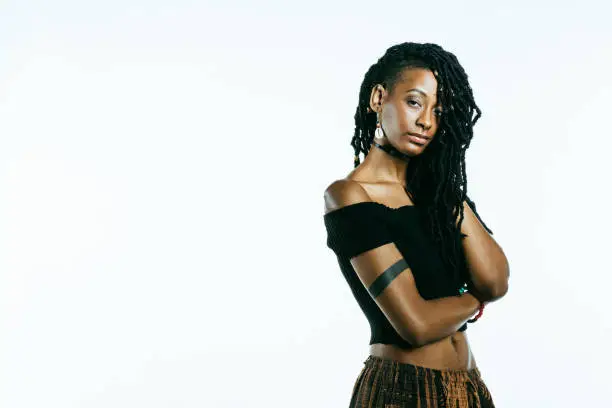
[393,67,438,97]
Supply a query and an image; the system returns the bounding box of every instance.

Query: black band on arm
[367,258,410,298]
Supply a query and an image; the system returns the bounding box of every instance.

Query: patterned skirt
[349,355,495,408]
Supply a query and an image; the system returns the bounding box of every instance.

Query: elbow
[476,264,510,301]
[399,321,428,348]
[492,279,509,298]
[481,276,509,302]
[409,333,428,348]
[491,264,510,298]
[400,331,421,348]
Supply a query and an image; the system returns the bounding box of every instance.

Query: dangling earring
[375,114,385,140]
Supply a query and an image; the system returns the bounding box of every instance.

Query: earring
[375,114,385,140]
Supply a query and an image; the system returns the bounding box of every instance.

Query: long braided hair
[351,42,494,288]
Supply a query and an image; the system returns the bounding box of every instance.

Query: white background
[1,1,611,407]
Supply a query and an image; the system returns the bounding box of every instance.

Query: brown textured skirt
[349,355,495,408]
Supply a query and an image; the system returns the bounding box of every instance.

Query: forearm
[412,293,480,347]
[457,200,509,301]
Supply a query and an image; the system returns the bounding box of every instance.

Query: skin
[351,68,442,189]
[342,67,508,370]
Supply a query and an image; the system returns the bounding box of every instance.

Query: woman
[323,42,509,408]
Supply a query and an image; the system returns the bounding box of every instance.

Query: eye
[434,108,443,117]
[406,99,420,107]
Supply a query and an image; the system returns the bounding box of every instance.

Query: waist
[369,331,477,370]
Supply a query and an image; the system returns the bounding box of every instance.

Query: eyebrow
[406,88,437,98]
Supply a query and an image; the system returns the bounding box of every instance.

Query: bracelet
[468,303,485,323]
[458,284,485,323]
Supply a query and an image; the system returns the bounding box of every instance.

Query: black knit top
[323,201,467,349]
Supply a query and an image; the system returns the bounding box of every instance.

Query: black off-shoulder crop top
[323,201,468,349]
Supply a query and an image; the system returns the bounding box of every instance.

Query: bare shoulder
[323,178,373,215]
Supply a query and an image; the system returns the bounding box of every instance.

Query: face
[369,67,442,154]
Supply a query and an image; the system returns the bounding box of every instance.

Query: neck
[363,140,411,185]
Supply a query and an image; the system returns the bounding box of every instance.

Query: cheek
[382,105,399,130]
[433,118,442,131]
[385,104,409,131]
[396,105,418,129]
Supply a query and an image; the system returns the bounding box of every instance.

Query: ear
[369,84,386,114]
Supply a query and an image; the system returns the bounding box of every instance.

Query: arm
[379,280,482,346]
[325,180,482,347]
[417,293,481,345]
[456,200,510,302]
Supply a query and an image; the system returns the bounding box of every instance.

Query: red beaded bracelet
[468,303,485,323]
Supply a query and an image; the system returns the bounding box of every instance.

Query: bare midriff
[369,330,477,370]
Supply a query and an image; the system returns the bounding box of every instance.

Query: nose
[416,109,433,131]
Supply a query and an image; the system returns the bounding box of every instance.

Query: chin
[401,140,427,153]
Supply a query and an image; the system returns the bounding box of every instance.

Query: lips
[406,132,431,145]
[407,132,431,140]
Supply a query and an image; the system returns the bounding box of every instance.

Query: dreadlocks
[351,42,494,288]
